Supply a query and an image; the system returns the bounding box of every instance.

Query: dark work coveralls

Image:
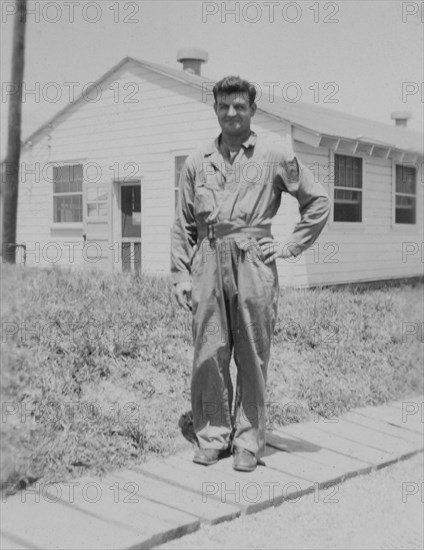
[171,132,330,458]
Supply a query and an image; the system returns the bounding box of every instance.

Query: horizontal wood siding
[17,61,423,284]
[289,144,423,287]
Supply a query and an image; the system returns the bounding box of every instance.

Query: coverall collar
[203,131,258,158]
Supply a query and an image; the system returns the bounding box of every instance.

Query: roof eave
[22,56,135,149]
[294,130,423,161]
[20,56,423,160]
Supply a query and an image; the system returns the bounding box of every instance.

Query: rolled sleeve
[280,158,331,256]
[170,156,198,285]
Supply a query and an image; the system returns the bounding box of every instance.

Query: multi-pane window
[174,155,188,208]
[86,185,108,219]
[395,165,416,224]
[53,164,83,222]
[333,154,363,222]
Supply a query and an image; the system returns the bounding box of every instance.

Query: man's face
[214,92,256,136]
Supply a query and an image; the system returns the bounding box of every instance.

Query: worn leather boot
[233,447,257,472]
[193,448,221,466]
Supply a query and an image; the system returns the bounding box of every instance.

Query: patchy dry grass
[1,264,422,492]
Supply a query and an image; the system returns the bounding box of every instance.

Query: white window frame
[327,150,365,230]
[85,184,110,222]
[50,160,85,228]
[391,161,418,229]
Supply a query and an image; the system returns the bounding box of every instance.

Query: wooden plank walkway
[1,396,422,550]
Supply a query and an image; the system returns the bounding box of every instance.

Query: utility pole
[2,0,27,264]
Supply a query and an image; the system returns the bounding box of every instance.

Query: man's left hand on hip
[258,237,300,264]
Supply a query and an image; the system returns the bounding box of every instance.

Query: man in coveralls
[171,76,331,472]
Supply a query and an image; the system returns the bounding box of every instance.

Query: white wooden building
[13,52,423,287]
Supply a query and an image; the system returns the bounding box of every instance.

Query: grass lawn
[1,264,423,492]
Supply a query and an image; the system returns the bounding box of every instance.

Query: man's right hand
[174,281,193,311]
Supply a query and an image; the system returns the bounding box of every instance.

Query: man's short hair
[213,76,257,106]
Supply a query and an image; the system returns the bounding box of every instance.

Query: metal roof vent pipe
[391,112,411,127]
[177,48,208,75]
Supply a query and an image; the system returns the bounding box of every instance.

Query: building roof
[22,56,423,160]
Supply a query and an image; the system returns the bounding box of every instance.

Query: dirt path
[158,452,424,550]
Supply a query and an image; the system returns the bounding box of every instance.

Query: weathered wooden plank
[104,468,240,525]
[276,422,398,468]
[136,458,246,512]
[261,442,347,485]
[168,454,313,514]
[1,476,199,550]
[138,452,312,515]
[0,532,39,550]
[316,418,422,457]
[342,411,424,444]
[387,397,423,413]
[266,430,372,478]
[353,404,423,434]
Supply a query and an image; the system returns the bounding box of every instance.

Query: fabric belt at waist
[198,224,272,242]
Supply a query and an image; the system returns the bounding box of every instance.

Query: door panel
[121,185,141,238]
[120,184,141,272]
[83,181,112,270]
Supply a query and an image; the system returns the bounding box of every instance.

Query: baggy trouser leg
[190,243,233,450]
[231,250,279,458]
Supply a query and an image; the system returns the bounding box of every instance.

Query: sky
[0,0,423,159]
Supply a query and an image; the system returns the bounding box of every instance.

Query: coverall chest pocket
[194,168,220,216]
[236,180,266,217]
